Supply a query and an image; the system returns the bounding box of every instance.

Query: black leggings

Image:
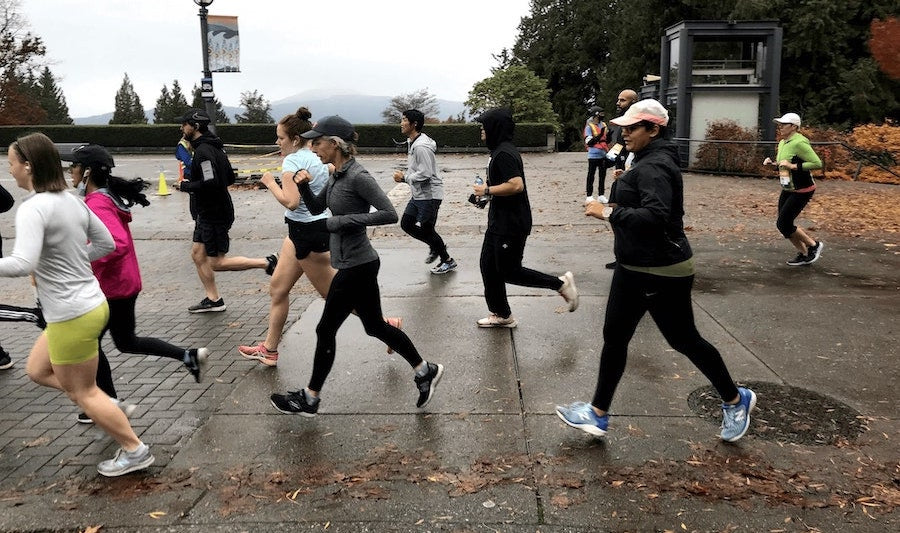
[591,266,738,411]
[400,199,448,262]
[585,158,607,197]
[308,259,422,392]
[95,295,187,399]
[479,231,563,319]
[776,189,814,238]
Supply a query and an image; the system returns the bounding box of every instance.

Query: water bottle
[469,174,489,208]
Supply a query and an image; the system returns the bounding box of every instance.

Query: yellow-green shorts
[45,302,109,365]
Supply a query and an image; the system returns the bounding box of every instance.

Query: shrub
[693,120,763,175]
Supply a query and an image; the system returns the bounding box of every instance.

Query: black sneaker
[0,352,12,370]
[425,250,439,264]
[265,253,279,276]
[76,412,93,424]
[270,390,318,417]
[414,362,444,408]
[786,253,808,266]
[188,297,226,313]
[805,241,824,264]
[184,348,210,383]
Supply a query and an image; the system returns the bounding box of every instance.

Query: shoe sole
[269,398,316,417]
[722,390,757,442]
[561,271,579,312]
[555,409,607,437]
[477,320,518,328]
[97,455,155,477]
[0,360,13,370]
[189,306,226,313]
[238,346,278,365]
[430,265,458,275]
[417,364,444,408]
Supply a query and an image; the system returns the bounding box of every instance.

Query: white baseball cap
[610,99,669,127]
[773,112,801,126]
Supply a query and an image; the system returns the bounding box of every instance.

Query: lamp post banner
[207,15,240,73]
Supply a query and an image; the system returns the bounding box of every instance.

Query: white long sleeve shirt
[0,191,114,323]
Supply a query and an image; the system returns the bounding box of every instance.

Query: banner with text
[208,15,240,73]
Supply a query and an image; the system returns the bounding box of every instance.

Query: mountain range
[74,92,467,125]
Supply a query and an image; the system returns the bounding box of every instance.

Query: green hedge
[0,123,554,152]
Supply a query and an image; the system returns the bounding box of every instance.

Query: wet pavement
[0,152,897,532]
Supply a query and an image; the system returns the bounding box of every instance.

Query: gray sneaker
[97,443,155,477]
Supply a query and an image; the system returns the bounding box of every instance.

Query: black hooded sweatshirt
[179,132,235,225]
[607,137,692,267]
[479,108,532,236]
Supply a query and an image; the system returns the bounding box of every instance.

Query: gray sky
[19,0,531,118]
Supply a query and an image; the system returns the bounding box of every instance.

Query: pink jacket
[85,191,142,299]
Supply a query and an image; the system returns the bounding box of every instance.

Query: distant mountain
[73,93,466,125]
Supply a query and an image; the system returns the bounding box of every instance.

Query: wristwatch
[485,186,491,196]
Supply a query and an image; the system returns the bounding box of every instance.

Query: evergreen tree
[153,84,172,124]
[381,88,440,124]
[234,90,273,124]
[110,73,147,124]
[190,84,230,123]
[154,80,192,123]
[33,67,71,124]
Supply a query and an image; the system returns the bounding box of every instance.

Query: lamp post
[194,0,217,132]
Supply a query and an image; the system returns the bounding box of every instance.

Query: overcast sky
[19,0,532,118]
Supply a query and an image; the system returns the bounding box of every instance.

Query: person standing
[584,106,610,204]
[602,89,639,270]
[177,109,278,313]
[555,100,756,443]
[269,116,443,416]
[63,144,209,425]
[175,135,192,187]
[763,112,824,266]
[393,109,457,275]
[472,108,579,329]
[2,133,154,476]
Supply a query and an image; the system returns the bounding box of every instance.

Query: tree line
[2,0,896,148]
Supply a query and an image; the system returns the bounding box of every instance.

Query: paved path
[0,153,897,532]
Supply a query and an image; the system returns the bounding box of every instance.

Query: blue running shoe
[720,387,757,442]
[555,401,608,437]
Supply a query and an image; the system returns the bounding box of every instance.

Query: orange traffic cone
[157,171,170,196]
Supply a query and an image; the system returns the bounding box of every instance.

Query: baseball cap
[180,109,211,126]
[610,99,669,127]
[60,144,115,170]
[300,115,356,141]
[773,112,801,126]
[589,106,604,116]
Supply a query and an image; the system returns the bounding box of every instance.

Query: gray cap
[301,115,355,141]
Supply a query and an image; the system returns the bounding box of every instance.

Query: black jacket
[0,183,13,257]
[608,138,692,267]
[179,133,235,224]
[479,108,532,236]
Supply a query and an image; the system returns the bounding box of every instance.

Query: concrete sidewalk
[0,153,897,532]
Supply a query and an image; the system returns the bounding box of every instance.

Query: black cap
[300,115,355,141]
[61,144,115,170]
[589,106,604,116]
[180,109,211,126]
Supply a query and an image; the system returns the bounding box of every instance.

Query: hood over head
[477,108,515,151]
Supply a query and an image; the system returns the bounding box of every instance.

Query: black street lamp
[194,0,217,132]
